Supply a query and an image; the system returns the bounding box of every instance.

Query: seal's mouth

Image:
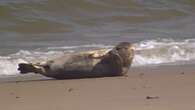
[128,44,136,53]
[130,46,136,51]
[128,44,135,58]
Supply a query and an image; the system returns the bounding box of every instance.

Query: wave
[1,39,195,76]
[134,38,195,66]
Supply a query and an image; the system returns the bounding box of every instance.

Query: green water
[0,0,195,54]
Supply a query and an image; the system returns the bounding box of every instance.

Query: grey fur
[18,42,135,79]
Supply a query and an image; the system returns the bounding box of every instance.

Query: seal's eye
[116,47,121,50]
[123,47,128,50]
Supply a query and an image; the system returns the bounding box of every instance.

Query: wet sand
[0,64,195,110]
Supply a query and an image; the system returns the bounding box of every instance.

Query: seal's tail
[18,63,40,74]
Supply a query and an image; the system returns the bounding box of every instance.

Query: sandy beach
[0,64,195,110]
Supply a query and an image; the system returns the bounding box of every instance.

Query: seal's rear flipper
[18,63,37,74]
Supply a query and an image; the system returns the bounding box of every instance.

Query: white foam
[0,57,27,76]
[133,38,195,66]
[48,44,113,50]
[0,50,66,76]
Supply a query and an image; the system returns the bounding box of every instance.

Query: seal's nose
[130,45,136,51]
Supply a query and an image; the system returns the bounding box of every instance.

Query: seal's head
[114,42,135,66]
[110,42,135,75]
[113,42,135,67]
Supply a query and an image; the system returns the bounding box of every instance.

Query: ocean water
[0,0,195,76]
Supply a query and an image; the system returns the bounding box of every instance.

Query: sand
[0,64,195,110]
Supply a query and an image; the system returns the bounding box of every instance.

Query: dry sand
[0,64,195,110]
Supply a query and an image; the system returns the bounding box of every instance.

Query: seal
[18,42,135,79]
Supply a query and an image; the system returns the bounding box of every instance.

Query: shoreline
[0,64,195,110]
